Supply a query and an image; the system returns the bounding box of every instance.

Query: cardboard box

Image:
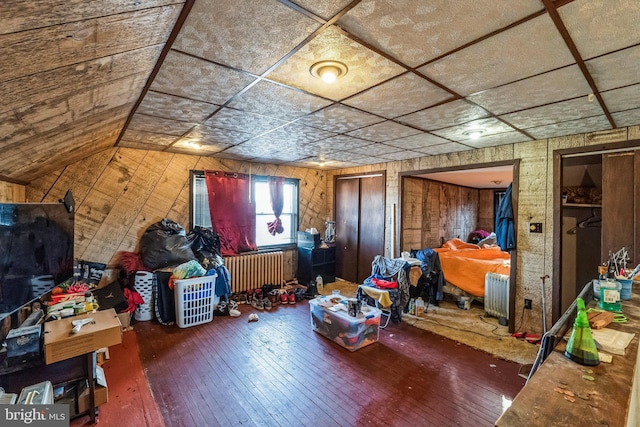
[309,297,381,351]
[44,308,122,364]
[78,384,108,413]
[77,366,108,413]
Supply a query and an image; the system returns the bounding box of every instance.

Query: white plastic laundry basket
[134,271,154,321]
[174,274,217,328]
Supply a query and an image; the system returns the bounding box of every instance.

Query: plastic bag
[187,226,222,270]
[139,219,196,270]
[173,260,206,280]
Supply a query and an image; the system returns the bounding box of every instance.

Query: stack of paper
[591,328,635,355]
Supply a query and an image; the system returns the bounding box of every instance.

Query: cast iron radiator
[223,251,284,293]
[484,272,510,320]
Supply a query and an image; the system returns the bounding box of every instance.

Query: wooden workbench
[496,289,639,426]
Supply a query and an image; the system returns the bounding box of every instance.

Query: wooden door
[602,151,636,265]
[357,175,385,283]
[335,177,359,283]
[335,173,385,283]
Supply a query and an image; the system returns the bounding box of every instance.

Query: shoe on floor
[288,291,296,304]
[229,308,241,317]
[280,291,289,305]
[248,313,259,322]
[251,298,264,310]
[263,298,273,310]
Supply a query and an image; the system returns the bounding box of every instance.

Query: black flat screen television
[0,202,74,322]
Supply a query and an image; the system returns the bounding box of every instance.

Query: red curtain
[267,176,285,235]
[204,170,257,255]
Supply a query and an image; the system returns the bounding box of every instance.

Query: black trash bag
[187,226,222,270]
[139,219,196,270]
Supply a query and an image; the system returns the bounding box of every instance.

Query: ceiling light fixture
[310,60,348,83]
[463,129,485,140]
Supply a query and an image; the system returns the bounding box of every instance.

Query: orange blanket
[434,239,510,297]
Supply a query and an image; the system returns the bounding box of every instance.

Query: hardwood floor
[128,300,525,427]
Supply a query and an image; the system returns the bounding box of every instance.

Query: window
[191,172,299,249]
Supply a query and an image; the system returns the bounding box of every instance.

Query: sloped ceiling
[2,0,640,184]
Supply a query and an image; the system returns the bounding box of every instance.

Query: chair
[357,285,393,328]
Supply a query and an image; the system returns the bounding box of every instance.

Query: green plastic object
[564,298,600,366]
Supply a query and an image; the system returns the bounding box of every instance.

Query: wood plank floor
[128,300,525,427]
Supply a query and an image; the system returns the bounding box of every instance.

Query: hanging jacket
[496,183,515,251]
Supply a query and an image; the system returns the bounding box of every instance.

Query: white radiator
[485,272,510,319]
[223,251,284,293]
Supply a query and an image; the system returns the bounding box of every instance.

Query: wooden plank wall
[402,177,481,250]
[478,188,496,232]
[0,181,25,202]
[25,148,328,282]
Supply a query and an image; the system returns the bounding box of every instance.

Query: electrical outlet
[524,299,532,309]
[529,222,542,233]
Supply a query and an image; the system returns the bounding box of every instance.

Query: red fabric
[122,288,144,314]
[204,170,257,255]
[371,278,399,289]
[267,176,285,235]
[119,251,149,274]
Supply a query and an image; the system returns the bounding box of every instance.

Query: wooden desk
[0,309,122,423]
[496,290,640,426]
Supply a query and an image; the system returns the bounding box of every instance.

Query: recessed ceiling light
[310,61,348,83]
[463,129,485,140]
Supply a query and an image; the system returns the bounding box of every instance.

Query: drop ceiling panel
[307,134,373,151]
[431,117,517,142]
[601,84,640,113]
[266,26,406,101]
[294,105,384,132]
[379,150,427,161]
[467,65,592,116]
[150,51,256,105]
[343,72,454,118]
[586,45,640,92]
[204,108,288,136]
[128,114,196,136]
[559,0,640,60]
[418,14,575,96]
[611,109,640,128]
[137,91,220,123]
[383,133,450,150]
[525,115,612,140]
[172,0,322,75]
[260,123,336,144]
[346,120,422,142]
[398,99,489,131]
[185,125,253,146]
[345,143,403,156]
[416,142,469,155]
[171,139,231,155]
[463,131,532,149]
[291,0,353,20]
[500,98,605,130]
[227,80,333,121]
[337,0,543,67]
